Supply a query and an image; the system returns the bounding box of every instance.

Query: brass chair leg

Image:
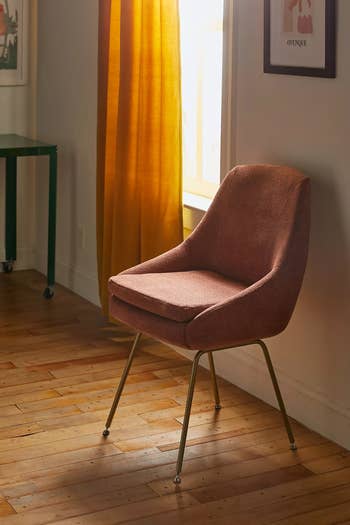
[102,332,142,437]
[257,340,297,451]
[174,350,204,484]
[102,334,295,482]
[208,352,221,410]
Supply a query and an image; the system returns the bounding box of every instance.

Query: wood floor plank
[0,500,16,517]
[273,498,350,525]
[0,369,54,388]
[4,436,327,513]
[0,448,169,498]
[0,406,82,430]
[126,470,350,525]
[0,363,16,370]
[0,406,23,417]
[239,483,350,525]
[159,425,318,456]
[48,493,197,525]
[191,464,313,504]
[0,444,123,488]
[50,356,187,379]
[54,373,174,396]
[115,410,284,452]
[0,422,42,440]
[3,434,323,509]
[0,358,168,400]
[0,390,60,408]
[3,446,258,510]
[175,399,272,425]
[26,352,128,372]
[0,270,348,525]
[0,433,120,466]
[0,416,183,455]
[0,431,314,498]
[304,451,350,474]
[148,443,341,495]
[0,485,158,524]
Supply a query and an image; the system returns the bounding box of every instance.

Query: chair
[103,164,310,484]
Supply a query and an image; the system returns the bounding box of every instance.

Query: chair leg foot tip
[215,404,222,410]
[173,475,181,485]
[102,429,110,437]
[290,442,297,451]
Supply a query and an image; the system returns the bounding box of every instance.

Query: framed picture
[264,0,336,78]
[0,0,28,85]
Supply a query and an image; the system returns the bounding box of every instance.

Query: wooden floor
[0,271,349,525]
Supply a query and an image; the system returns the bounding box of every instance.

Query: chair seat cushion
[109,270,246,322]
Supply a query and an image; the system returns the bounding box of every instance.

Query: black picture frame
[264,0,336,78]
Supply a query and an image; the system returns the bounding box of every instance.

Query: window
[179,0,225,200]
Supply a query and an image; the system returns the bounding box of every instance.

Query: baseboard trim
[0,248,36,272]
[35,251,100,306]
[173,344,350,450]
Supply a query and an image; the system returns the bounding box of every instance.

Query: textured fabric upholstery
[109,165,310,350]
[109,271,246,322]
[110,295,189,348]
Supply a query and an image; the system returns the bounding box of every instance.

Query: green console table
[0,134,57,299]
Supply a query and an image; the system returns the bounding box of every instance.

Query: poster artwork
[283,0,313,35]
[264,0,335,77]
[0,1,18,70]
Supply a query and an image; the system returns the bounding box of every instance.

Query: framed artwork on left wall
[264,0,336,78]
[0,0,28,85]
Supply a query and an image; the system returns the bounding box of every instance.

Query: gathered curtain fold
[97,0,183,313]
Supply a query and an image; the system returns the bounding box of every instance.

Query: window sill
[183,192,212,231]
[183,192,212,212]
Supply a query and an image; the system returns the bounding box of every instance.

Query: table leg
[44,149,57,299]
[4,156,17,273]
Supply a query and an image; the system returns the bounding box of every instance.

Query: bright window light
[179,0,224,199]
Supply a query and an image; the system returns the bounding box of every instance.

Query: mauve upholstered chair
[103,164,310,483]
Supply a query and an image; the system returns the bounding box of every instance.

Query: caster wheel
[2,261,13,273]
[43,287,54,299]
[102,429,110,437]
[173,475,181,485]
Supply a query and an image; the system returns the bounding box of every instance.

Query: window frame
[183,0,237,227]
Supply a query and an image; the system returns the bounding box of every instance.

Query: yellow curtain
[97,0,183,313]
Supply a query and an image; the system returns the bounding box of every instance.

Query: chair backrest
[186,164,310,286]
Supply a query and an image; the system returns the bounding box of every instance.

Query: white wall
[0,2,37,269]
[35,0,350,449]
[181,0,350,450]
[36,0,99,304]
